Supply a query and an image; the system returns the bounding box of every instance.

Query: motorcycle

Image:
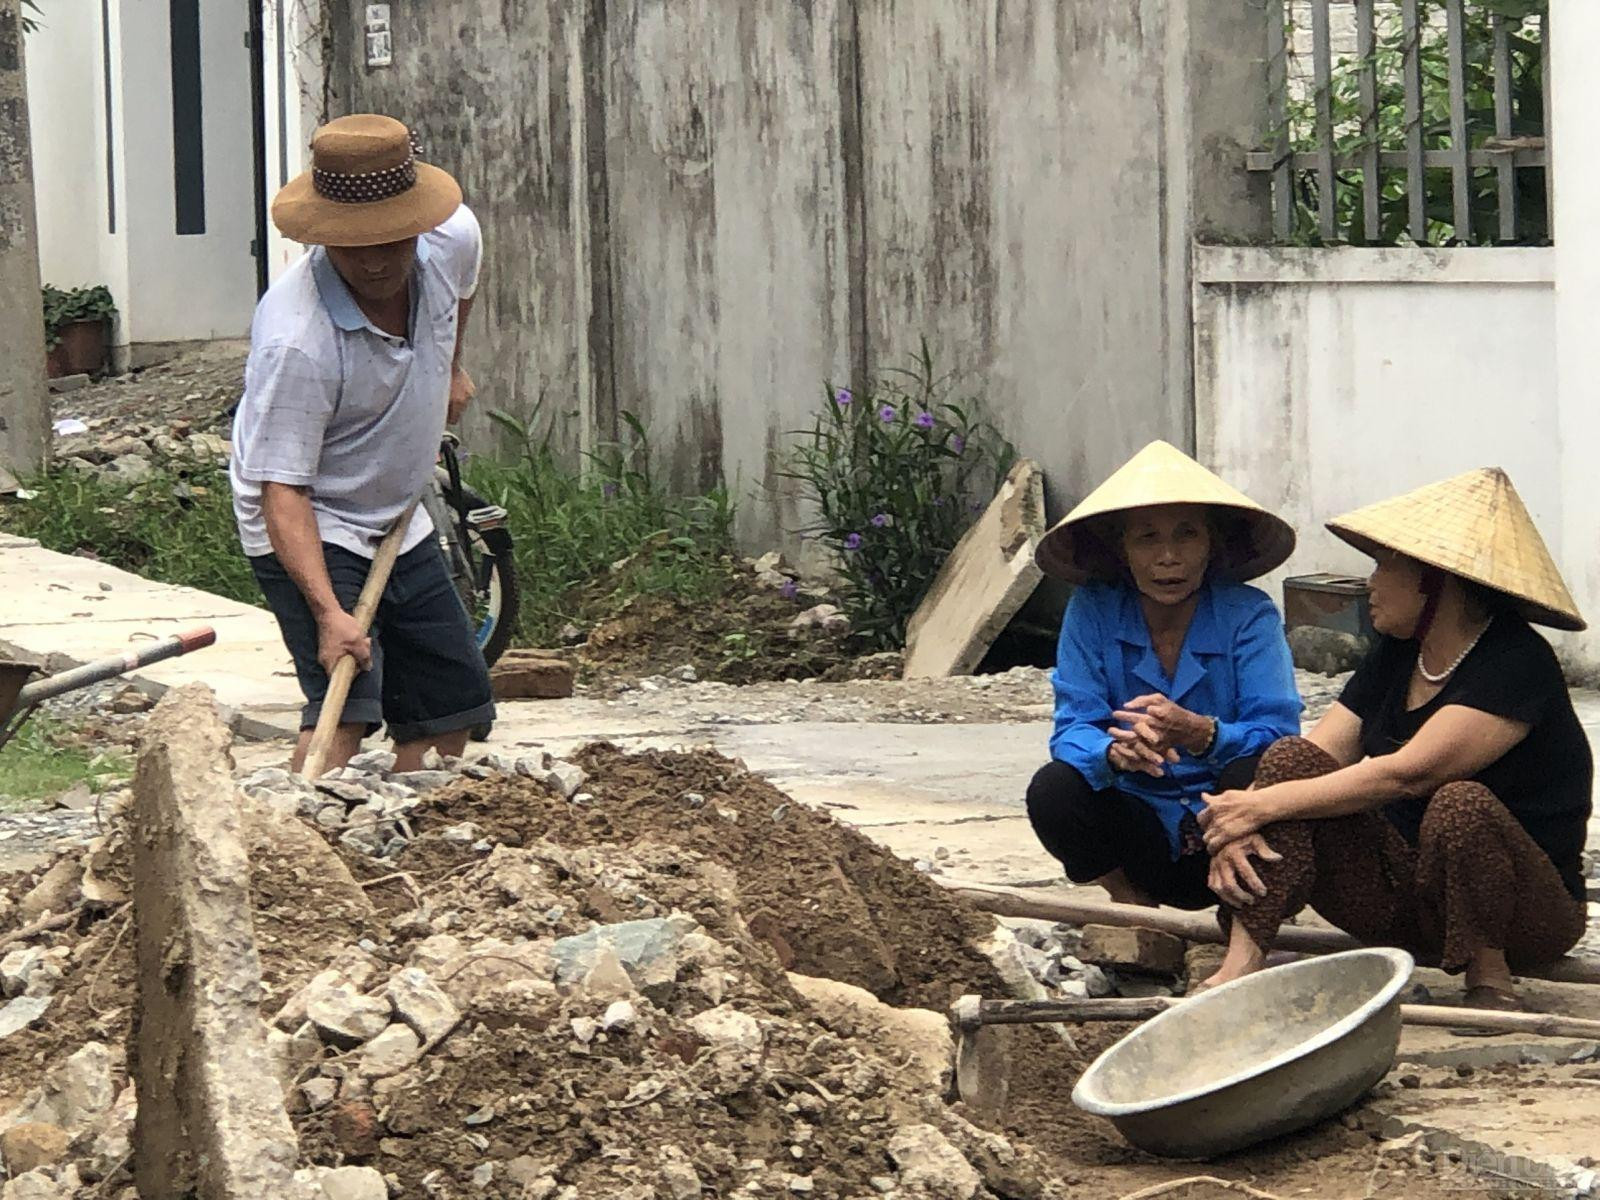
[423,433,519,669]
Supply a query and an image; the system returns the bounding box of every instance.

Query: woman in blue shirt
[1025,441,1303,910]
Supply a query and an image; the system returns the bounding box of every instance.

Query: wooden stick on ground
[302,502,418,781]
[0,907,80,953]
[1117,1178,1284,1200]
[944,881,1600,987]
[954,993,1600,1042]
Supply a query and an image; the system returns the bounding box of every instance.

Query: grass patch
[0,460,258,605]
[0,716,129,810]
[466,412,741,647]
[0,419,752,655]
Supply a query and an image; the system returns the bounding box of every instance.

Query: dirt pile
[0,746,1078,1199]
[0,744,1527,1199]
[569,558,865,691]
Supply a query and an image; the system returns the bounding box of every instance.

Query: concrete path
[0,534,301,736]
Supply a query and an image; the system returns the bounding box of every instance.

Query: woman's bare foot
[1463,947,1519,1007]
[1095,868,1157,908]
[1197,923,1267,991]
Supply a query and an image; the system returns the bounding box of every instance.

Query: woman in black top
[1196,468,1591,1010]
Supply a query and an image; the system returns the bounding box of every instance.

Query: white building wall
[25,3,111,293]
[1551,0,1600,678]
[27,0,309,354]
[115,0,256,346]
[1194,246,1565,642]
[261,0,320,283]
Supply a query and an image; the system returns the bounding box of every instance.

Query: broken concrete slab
[129,684,313,1199]
[0,997,51,1041]
[788,972,953,1094]
[384,969,459,1043]
[902,459,1045,679]
[1363,1065,1600,1196]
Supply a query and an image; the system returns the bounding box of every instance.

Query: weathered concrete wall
[0,0,48,477]
[602,0,855,545]
[330,0,596,460]
[330,0,1269,553]
[1194,244,1561,628]
[1551,0,1600,677]
[858,2,1176,521]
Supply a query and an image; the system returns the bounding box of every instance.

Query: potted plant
[43,285,117,379]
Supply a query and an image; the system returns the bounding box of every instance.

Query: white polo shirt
[230,204,482,560]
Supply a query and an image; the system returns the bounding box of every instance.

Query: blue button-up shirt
[1050,580,1302,858]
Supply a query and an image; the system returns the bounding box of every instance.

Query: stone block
[296,1165,389,1200]
[551,915,698,986]
[0,1123,70,1177]
[1079,924,1186,976]
[306,986,392,1050]
[358,1023,422,1078]
[490,654,575,701]
[384,968,459,1043]
[886,1124,980,1200]
[129,685,314,1199]
[688,1005,762,1053]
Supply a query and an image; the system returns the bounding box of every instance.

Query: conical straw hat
[1327,468,1583,632]
[1035,440,1296,584]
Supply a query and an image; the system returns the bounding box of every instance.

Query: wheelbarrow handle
[12,626,218,709]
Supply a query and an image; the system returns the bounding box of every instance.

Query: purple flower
[871,513,892,528]
[602,481,619,499]
[951,434,966,455]
[914,410,935,430]
[878,405,897,423]
[779,578,799,599]
[835,387,853,407]
[843,532,863,551]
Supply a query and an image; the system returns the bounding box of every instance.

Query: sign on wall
[364,4,391,68]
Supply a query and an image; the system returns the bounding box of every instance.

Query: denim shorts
[250,540,496,743]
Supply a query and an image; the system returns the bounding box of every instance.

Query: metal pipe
[12,627,217,709]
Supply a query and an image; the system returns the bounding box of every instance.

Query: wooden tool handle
[953,992,1600,1041]
[302,502,418,780]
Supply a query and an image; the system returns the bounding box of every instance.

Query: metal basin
[1072,947,1414,1158]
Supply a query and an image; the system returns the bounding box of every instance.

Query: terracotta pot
[49,318,109,378]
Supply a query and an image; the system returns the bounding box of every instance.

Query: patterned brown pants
[1227,737,1588,973]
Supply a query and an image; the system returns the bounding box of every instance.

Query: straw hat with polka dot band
[272,114,462,247]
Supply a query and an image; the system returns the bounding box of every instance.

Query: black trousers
[1024,756,1261,911]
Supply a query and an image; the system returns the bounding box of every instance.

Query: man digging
[230,114,495,774]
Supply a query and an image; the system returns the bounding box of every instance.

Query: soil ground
[1,742,1561,1199]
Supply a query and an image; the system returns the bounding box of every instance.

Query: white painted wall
[116,0,256,345]
[262,0,320,283]
[1194,245,1562,630]
[1552,0,1600,678]
[26,0,311,353]
[25,3,114,293]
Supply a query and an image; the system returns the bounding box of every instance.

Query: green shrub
[469,408,739,646]
[43,285,117,350]
[0,461,257,604]
[777,341,1014,650]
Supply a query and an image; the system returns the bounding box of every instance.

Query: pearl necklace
[1415,620,1491,685]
